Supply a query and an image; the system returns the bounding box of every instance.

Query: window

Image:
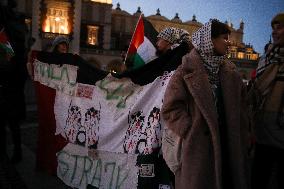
[229,51,237,58]
[90,0,112,3]
[42,1,72,35]
[228,46,237,59]
[44,8,69,34]
[250,54,258,60]
[237,52,245,59]
[87,25,99,45]
[246,54,251,60]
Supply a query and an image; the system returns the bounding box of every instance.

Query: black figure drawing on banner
[65,101,101,148]
[65,104,82,143]
[124,111,146,154]
[124,107,162,154]
[145,107,162,153]
[85,107,100,149]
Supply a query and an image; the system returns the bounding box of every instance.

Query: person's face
[272,23,284,47]
[212,34,231,56]
[156,38,171,56]
[56,43,68,53]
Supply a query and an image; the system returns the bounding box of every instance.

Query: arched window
[42,0,73,35]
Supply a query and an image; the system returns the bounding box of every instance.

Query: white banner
[54,72,173,154]
[52,68,174,188]
[57,143,138,189]
[34,59,78,95]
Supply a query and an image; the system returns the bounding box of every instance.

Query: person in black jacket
[120,27,193,85]
[0,0,28,163]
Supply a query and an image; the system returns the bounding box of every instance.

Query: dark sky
[113,0,284,54]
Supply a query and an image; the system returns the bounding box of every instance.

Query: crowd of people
[0,0,284,187]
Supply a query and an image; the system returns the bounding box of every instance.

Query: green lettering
[116,90,134,108]
[61,66,70,83]
[106,84,123,100]
[79,156,93,186]
[57,151,71,178]
[104,162,116,189]
[40,64,50,78]
[71,154,78,182]
[91,159,102,187]
[115,165,128,189]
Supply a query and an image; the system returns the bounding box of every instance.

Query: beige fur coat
[162,49,250,189]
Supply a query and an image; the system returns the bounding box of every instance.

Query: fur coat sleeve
[161,62,192,138]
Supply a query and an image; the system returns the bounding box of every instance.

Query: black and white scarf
[256,45,284,77]
[191,19,226,89]
[157,27,191,50]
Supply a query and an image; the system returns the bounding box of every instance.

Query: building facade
[15,0,259,79]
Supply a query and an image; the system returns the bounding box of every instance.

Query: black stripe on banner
[35,51,108,85]
[35,40,190,87]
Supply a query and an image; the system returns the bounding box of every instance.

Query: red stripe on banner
[128,16,144,54]
[35,82,67,175]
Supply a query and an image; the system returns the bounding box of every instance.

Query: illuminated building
[16,0,259,77]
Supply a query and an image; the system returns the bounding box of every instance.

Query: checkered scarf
[157,27,190,49]
[192,19,226,87]
[256,45,284,77]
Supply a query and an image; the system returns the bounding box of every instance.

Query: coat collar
[181,49,239,129]
[182,49,219,129]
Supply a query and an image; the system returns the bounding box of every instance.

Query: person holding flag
[123,14,159,70]
[156,27,191,57]
[122,14,193,85]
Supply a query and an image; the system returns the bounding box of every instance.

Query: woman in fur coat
[162,19,251,189]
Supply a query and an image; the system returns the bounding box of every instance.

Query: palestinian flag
[126,14,158,69]
[0,28,14,58]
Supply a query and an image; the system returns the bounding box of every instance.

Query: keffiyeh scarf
[256,45,284,77]
[157,27,191,50]
[191,19,226,89]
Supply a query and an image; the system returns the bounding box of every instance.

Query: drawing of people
[146,107,162,153]
[65,104,82,143]
[85,107,100,149]
[124,111,146,153]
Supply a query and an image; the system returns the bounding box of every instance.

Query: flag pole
[123,13,143,64]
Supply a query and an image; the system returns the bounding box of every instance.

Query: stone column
[70,0,81,54]
[102,4,112,50]
[31,0,42,50]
